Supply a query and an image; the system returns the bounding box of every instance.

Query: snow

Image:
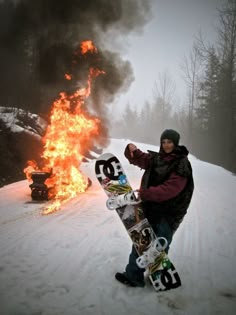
[0,106,47,139]
[0,138,236,315]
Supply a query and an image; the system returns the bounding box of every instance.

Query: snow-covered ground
[0,106,47,138]
[0,138,236,315]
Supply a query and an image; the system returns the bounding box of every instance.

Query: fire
[80,40,97,54]
[65,73,72,80]
[42,92,100,214]
[25,40,104,215]
[23,160,38,180]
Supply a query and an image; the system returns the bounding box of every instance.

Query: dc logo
[119,175,127,185]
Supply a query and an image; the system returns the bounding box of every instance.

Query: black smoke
[0,0,151,143]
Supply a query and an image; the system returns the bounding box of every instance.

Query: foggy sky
[112,0,226,115]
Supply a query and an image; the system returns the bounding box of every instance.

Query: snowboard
[95,153,181,292]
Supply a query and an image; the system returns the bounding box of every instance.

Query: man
[115,129,194,287]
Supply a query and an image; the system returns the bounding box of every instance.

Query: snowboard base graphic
[95,153,181,292]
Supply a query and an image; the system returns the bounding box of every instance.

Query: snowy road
[0,139,236,315]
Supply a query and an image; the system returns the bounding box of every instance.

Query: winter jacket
[124,145,194,232]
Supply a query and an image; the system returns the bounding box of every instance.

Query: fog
[112,0,225,114]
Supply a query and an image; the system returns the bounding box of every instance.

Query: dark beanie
[160,129,180,146]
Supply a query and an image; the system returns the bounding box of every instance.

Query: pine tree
[197,47,221,161]
[216,0,236,170]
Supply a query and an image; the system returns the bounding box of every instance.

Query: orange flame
[25,40,105,215]
[80,40,97,55]
[65,73,72,80]
[23,160,38,181]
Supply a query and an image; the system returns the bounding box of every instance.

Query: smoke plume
[0,0,151,145]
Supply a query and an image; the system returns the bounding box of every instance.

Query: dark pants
[125,218,174,285]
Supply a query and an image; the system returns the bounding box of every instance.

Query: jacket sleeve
[124,145,151,170]
[139,171,187,202]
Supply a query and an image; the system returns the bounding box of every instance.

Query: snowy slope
[0,138,236,315]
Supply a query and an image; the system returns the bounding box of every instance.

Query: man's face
[161,139,175,153]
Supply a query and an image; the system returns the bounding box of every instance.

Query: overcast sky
[112,0,226,115]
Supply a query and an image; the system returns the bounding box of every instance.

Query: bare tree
[184,0,236,172]
[152,70,176,132]
[181,43,202,151]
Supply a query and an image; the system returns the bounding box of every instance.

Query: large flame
[23,160,38,181]
[25,40,104,215]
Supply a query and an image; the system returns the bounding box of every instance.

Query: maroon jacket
[127,149,187,202]
[124,145,194,231]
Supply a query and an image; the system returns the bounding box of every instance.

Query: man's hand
[128,143,137,158]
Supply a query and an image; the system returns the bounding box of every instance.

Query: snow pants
[125,217,174,285]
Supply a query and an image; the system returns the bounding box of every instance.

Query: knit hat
[160,129,180,146]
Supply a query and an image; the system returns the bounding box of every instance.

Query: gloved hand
[128,143,137,158]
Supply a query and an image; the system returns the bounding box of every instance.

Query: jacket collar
[159,145,189,160]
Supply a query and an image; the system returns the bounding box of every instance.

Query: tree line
[112,0,236,173]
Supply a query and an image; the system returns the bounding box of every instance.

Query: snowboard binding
[106,190,141,210]
[136,237,168,269]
